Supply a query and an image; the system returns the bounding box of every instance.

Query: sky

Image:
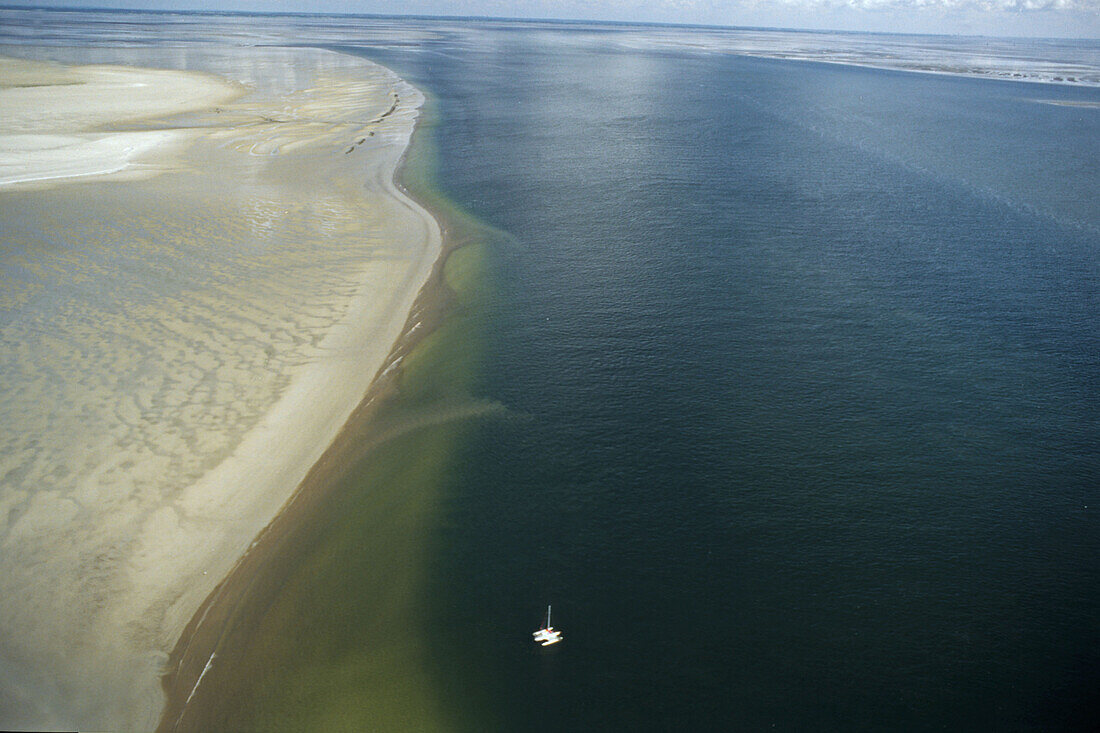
[6,0,1100,37]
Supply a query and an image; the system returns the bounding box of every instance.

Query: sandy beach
[0,48,441,730]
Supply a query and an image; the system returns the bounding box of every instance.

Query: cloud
[566,0,1100,18]
[766,0,1096,9]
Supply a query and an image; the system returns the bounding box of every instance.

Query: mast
[547,605,552,628]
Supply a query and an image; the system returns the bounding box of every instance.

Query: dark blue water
[363,27,1100,731]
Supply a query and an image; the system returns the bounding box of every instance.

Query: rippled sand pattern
[2,186,374,504]
[0,47,439,730]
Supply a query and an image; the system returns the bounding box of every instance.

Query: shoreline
[0,48,443,730]
[157,143,461,733]
[140,69,444,690]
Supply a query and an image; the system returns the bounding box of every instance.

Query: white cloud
[765,0,1097,9]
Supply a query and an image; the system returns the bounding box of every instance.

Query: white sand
[0,57,243,186]
[0,49,441,730]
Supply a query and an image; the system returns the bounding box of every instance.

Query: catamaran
[532,605,563,646]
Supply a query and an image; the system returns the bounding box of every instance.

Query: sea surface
[370,24,1100,731]
[4,11,1100,731]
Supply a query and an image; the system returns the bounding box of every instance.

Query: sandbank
[0,48,441,731]
[0,56,244,186]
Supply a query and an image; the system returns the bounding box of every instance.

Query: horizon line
[2,3,1096,42]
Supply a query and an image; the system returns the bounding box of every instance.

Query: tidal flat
[0,44,439,730]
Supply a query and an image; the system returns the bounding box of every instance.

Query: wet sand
[0,48,440,730]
